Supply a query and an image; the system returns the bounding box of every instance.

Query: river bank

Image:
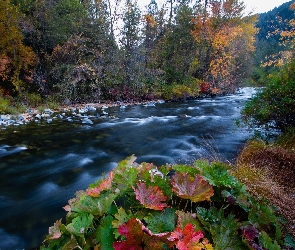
[0,88,249,129]
[0,99,166,128]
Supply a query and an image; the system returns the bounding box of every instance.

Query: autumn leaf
[168,223,212,250]
[113,218,143,249]
[133,182,168,210]
[171,172,214,202]
[48,219,64,240]
[176,210,203,232]
[86,171,114,197]
[114,217,174,250]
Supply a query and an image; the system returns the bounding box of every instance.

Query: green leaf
[113,166,138,192]
[67,213,94,237]
[259,231,281,250]
[196,161,240,189]
[284,233,295,248]
[144,208,177,234]
[97,192,118,216]
[65,190,102,215]
[248,198,278,227]
[171,164,200,176]
[96,215,115,250]
[196,207,247,250]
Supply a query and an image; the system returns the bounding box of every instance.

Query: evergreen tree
[119,0,142,98]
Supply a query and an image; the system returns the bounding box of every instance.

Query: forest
[0,0,259,109]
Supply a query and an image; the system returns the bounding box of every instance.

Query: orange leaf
[171,173,214,202]
[86,171,113,197]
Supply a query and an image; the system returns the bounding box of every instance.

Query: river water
[0,87,256,249]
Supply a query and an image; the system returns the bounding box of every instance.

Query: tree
[242,59,295,132]
[0,0,38,95]
[162,2,197,83]
[191,0,257,92]
[119,0,142,98]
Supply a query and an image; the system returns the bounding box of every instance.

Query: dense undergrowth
[40,155,295,249]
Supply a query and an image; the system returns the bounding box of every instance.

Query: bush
[241,60,295,132]
[22,92,43,107]
[0,96,10,114]
[40,156,294,249]
[161,79,200,101]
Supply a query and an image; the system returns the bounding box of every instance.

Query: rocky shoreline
[0,100,165,129]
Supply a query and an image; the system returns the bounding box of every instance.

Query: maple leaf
[168,223,210,250]
[133,182,168,210]
[86,171,114,197]
[171,172,214,202]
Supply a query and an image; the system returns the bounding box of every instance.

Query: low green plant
[161,79,200,101]
[0,95,26,114]
[21,92,43,107]
[40,156,294,249]
[0,96,10,114]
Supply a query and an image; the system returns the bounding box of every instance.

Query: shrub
[0,96,10,114]
[241,60,295,132]
[40,156,294,249]
[22,92,43,107]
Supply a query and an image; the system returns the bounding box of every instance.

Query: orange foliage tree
[0,0,38,94]
[191,0,257,93]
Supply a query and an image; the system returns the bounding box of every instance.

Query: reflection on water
[0,87,256,249]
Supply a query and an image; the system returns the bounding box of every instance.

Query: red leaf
[86,171,113,197]
[113,242,142,250]
[168,224,204,250]
[171,173,214,202]
[133,182,168,210]
[114,218,144,249]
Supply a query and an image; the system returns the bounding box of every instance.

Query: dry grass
[231,139,295,237]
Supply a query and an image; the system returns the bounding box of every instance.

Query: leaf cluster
[40,156,294,249]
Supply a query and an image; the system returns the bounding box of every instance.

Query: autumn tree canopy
[0,0,261,103]
[0,0,38,95]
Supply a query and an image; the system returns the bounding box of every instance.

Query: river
[0,87,256,249]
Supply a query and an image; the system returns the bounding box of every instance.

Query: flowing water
[0,87,256,249]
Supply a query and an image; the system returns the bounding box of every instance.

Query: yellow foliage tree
[191,0,257,92]
[0,0,38,94]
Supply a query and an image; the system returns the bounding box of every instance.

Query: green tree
[242,59,295,132]
[119,0,142,97]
